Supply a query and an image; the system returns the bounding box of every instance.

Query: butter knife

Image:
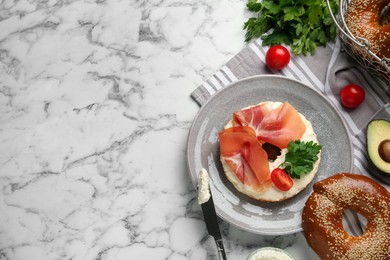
[198,168,227,260]
[200,192,227,260]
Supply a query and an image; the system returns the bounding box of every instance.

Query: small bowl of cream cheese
[247,247,294,260]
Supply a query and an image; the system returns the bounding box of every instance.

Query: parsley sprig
[279,140,322,179]
[243,0,339,55]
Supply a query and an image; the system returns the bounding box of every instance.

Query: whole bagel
[302,173,390,260]
[345,0,390,59]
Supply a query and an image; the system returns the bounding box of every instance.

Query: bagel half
[220,101,321,202]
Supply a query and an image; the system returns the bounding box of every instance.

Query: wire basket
[326,0,390,86]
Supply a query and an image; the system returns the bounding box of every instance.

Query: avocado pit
[379,139,390,163]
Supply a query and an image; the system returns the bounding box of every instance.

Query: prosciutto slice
[219,126,270,189]
[220,102,307,189]
[233,102,306,148]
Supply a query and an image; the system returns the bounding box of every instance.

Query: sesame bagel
[302,173,390,260]
[345,0,390,59]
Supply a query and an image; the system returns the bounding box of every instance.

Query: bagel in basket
[345,0,390,59]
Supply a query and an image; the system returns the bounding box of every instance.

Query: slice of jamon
[233,102,306,148]
[233,104,271,129]
[219,126,271,189]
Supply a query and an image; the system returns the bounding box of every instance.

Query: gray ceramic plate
[186,75,353,235]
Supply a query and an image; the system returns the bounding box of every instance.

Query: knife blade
[200,191,227,260]
[198,168,227,260]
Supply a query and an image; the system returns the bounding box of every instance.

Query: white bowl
[247,247,295,260]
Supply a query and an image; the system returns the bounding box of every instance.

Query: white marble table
[0,0,320,259]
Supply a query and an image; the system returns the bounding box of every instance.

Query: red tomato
[340,84,365,109]
[265,45,290,70]
[271,168,293,191]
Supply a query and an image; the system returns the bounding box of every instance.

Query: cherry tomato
[340,84,365,109]
[271,168,293,191]
[265,45,290,70]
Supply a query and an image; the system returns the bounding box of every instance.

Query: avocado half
[367,119,390,174]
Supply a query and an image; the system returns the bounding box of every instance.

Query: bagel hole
[380,3,390,25]
[262,143,281,162]
[342,209,367,236]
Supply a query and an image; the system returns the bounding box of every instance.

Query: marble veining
[0,0,319,259]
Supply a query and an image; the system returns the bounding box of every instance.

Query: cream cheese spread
[247,247,294,260]
[197,168,211,204]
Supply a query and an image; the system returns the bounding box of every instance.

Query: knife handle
[215,239,227,260]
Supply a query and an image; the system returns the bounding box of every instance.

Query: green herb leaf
[243,0,339,55]
[247,0,262,12]
[279,140,322,179]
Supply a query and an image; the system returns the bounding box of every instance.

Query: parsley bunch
[243,0,339,55]
[279,140,322,179]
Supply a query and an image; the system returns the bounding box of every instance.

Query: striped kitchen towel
[190,38,390,236]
